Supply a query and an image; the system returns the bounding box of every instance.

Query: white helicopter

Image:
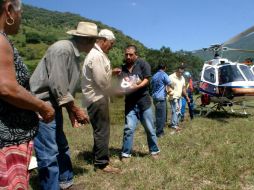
[195,25,254,116]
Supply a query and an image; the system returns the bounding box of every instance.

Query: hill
[11,4,203,78]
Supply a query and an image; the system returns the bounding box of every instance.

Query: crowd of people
[0,0,195,189]
[151,64,194,136]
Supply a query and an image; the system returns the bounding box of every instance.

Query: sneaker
[60,181,73,190]
[62,184,85,190]
[156,133,165,138]
[96,165,121,174]
[170,126,181,135]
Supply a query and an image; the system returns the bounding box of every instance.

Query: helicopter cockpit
[218,64,244,84]
[238,64,254,81]
[201,59,254,87]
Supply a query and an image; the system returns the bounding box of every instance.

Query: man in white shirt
[82,29,120,173]
[168,65,190,131]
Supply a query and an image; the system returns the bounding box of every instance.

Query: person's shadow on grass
[77,147,149,165]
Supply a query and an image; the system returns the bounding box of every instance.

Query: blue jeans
[170,99,182,128]
[181,93,194,120]
[153,99,167,137]
[34,107,73,190]
[121,105,160,157]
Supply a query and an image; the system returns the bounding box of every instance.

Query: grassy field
[30,95,254,190]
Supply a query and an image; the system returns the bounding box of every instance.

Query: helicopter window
[203,67,216,83]
[251,66,254,74]
[219,65,244,84]
[239,65,254,81]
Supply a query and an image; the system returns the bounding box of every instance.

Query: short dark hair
[177,63,186,70]
[158,63,166,70]
[125,44,138,55]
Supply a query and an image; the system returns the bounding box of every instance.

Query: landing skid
[198,103,227,116]
[194,96,248,116]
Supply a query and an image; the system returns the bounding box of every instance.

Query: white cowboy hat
[66,21,100,38]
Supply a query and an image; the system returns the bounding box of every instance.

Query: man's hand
[112,68,122,76]
[123,83,139,94]
[39,102,55,123]
[68,111,82,128]
[66,101,90,125]
[73,107,90,124]
[186,96,190,103]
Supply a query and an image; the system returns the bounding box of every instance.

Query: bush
[25,32,41,43]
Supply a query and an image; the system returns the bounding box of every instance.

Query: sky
[22,0,254,52]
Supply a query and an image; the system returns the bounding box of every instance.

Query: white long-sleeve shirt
[82,44,112,107]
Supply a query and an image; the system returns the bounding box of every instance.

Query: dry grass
[30,96,254,190]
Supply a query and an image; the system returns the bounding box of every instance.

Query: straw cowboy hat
[67,21,100,38]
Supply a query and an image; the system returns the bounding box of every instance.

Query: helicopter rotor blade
[223,47,254,53]
[223,25,254,46]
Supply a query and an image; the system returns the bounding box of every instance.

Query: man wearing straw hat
[30,22,101,190]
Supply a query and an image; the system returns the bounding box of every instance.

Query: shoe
[60,181,74,190]
[170,127,181,135]
[97,165,121,174]
[62,184,85,190]
[156,133,165,138]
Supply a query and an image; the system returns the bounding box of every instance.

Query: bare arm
[182,86,190,103]
[129,78,149,92]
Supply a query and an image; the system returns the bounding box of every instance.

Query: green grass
[30,96,254,190]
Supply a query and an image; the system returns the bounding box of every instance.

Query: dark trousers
[87,97,110,168]
[153,99,167,137]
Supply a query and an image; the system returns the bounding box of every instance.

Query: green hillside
[11,4,203,78]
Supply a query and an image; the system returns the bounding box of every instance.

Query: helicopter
[195,25,254,116]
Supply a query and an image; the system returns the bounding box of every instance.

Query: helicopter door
[200,64,218,95]
[201,64,218,85]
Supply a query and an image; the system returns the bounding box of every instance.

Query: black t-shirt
[121,58,152,114]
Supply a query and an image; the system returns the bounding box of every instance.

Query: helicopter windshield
[239,65,254,81]
[218,65,244,84]
[251,66,254,74]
